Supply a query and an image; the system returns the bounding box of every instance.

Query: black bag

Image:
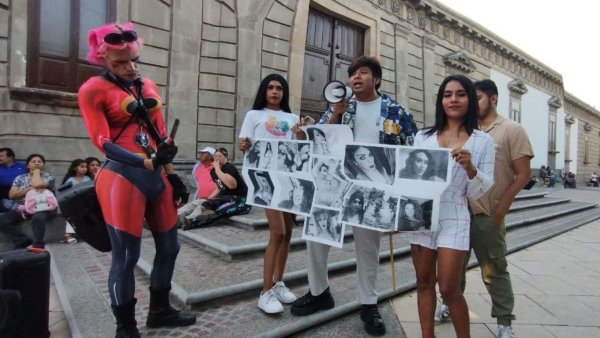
[57,181,111,252]
[0,249,51,338]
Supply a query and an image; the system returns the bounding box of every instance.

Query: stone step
[135,201,597,307]
[47,198,600,337]
[508,196,570,211]
[513,190,548,200]
[174,196,578,262]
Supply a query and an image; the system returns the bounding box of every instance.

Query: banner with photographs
[241,125,453,248]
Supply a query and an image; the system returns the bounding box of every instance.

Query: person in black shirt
[183,148,250,229]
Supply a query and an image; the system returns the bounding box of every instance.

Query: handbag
[57,181,111,252]
[23,189,58,214]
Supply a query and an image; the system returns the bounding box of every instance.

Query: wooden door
[301,9,364,121]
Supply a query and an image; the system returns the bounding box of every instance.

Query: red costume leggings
[97,160,179,306]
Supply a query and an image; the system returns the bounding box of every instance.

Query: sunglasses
[103,30,138,45]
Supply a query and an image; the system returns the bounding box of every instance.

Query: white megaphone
[323,80,353,103]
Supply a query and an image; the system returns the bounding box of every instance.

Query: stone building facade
[0,0,598,180]
[564,93,600,185]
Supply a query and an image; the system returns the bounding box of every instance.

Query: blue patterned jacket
[319,93,417,145]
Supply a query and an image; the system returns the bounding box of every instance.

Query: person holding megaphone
[290,56,418,336]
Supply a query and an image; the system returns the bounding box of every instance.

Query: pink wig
[86,22,144,65]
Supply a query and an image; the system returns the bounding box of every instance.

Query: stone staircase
[47,189,600,338]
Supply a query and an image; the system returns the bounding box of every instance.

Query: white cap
[198,146,216,155]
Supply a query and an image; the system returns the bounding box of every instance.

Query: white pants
[307,226,381,304]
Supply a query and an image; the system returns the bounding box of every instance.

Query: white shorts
[409,218,470,251]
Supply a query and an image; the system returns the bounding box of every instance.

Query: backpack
[22,189,58,214]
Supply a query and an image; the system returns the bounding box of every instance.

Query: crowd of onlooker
[0,145,251,251]
[0,147,103,249]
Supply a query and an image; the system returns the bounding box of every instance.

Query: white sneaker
[434,299,450,324]
[257,289,284,314]
[498,325,515,338]
[272,281,297,304]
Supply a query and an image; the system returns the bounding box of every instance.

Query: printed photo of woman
[398,149,447,182]
[245,140,262,169]
[277,177,314,215]
[344,145,395,185]
[341,188,365,224]
[312,158,349,208]
[306,127,331,155]
[261,142,274,170]
[248,170,274,206]
[303,208,343,247]
[398,198,432,231]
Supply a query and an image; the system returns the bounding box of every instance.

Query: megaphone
[323,80,353,103]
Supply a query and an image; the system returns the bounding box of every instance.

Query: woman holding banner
[239,74,305,314]
[409,75,495,338]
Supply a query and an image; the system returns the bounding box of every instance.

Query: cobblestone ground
[140,229,411,293]
[72,230,413,337]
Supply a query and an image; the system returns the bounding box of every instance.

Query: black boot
[111,299,140,338]
[146,287,196,328]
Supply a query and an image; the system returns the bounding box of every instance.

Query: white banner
[242,125,452,248]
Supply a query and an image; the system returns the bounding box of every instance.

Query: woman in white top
[239,74,305,314]
[410,75,495,338]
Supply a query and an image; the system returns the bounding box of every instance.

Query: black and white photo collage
[242,139,315,217]
[242,125,453,248]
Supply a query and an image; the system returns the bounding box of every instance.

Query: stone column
[422,36,437,127]
[167,0,202,161]
[394,22,411,111]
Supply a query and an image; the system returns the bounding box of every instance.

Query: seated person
[0,154,56,249]
[183,148,250,229]
[564,172,576,189]
[590,172,598,187]
[178,147,217,221]
[0,148,27,212]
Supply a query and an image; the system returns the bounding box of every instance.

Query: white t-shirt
[354,97,382,143]
[239,108,300,140]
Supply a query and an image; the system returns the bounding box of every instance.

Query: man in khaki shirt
[469,80,534,338]
[437,79,534,337]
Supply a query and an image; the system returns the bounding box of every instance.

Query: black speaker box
[0,249,50,338]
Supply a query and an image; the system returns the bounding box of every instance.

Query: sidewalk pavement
[49,277,71,337]
[391,218,600,338]
[46,187,600,337]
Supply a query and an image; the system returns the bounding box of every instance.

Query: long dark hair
[62,159,87,184]
[343,189,364,222]
[425,74,479,136]
[289,178,314,212]
[306,127,326,141]
[344,145,391,179]
[252,74,291,113]
[400,150,435,179]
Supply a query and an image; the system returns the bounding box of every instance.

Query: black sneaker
[290,287,335,316]
[360,305,386,336]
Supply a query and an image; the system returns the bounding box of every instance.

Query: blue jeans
[0,199,15,213]
[0,209,52,248]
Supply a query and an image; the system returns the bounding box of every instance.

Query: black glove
[167,174,189,204]
[152,141,178,168]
